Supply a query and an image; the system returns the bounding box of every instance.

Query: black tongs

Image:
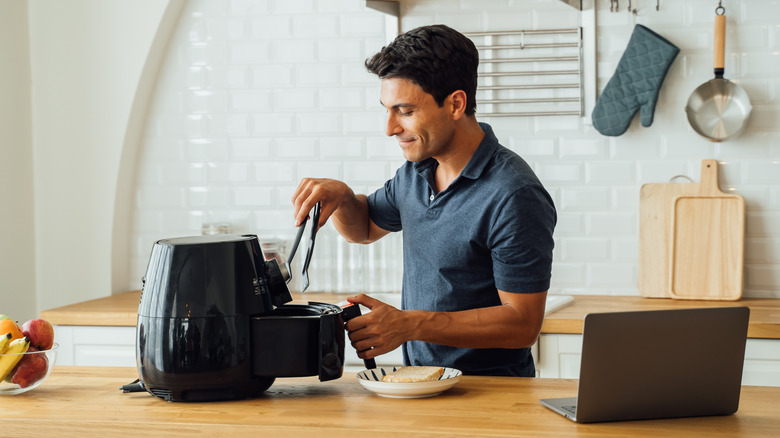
[286,201,321,292]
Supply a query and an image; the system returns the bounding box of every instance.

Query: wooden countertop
[40,290,780,339]
[2,366,779,437]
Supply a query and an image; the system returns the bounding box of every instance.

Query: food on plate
[0,319,24,342]
[381,366,444,383]
[0,337,31,381]
[21,318,55,350]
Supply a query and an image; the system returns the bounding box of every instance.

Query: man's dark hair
[365,24,479,116]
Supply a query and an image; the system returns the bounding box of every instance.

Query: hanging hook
[716,0,725,15]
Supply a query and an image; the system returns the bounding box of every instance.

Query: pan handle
[714,11,726,77]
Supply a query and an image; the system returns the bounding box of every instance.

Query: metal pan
[685,6,751,142]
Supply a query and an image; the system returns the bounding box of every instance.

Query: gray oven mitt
[591,24,679,136]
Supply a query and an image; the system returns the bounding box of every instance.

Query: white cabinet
[54,325,137,367]
[535,333,780,386]
[743,339,780,386]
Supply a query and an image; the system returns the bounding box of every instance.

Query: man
[292,24,556,377]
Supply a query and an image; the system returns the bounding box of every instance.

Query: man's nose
[385,113,402,137]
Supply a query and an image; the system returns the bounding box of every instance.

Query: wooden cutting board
[669,160,744,300]
[638,176,701,298]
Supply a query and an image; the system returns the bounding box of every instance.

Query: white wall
[0,1,35,322]
[129,0,780,298]
[23,0,179,316]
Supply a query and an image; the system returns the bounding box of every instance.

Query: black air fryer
[136,233,346,402]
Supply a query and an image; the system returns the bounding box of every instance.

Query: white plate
[356,367,462,398]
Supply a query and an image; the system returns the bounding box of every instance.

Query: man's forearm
[405,304,542,349]
[331,194,372,243]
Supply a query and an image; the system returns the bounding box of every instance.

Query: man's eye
[400,110,413,117]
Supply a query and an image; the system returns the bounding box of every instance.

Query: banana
[0,332,12,354]
[0,337,30,381]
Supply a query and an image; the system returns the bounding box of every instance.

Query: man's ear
[448,90,468,120]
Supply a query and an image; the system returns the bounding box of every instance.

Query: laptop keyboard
[561,405,577,415]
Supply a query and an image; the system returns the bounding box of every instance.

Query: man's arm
[292,178,389,244]
[345,290,547,359]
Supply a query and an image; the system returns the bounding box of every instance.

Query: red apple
[10,346,49,388]
[21,319,54,350]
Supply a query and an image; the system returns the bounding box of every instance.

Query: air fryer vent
[148,387,173,401]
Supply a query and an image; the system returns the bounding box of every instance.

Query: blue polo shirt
[366,123,556,377]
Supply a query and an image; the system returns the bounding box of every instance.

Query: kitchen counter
[41,290,780,339]
[2,366,779,437]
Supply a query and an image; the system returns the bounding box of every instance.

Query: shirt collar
[460,122,498,180]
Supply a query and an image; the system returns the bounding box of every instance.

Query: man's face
[379,77,455,162]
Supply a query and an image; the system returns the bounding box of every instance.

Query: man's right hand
[292,178,389,244]
[292,178,355,229]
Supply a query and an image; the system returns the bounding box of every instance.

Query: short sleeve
[367,176,403,232]
[490,184,556,293]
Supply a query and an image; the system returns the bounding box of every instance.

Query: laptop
[540,306,750,423]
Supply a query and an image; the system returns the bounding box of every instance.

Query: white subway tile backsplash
[253,114,294,134]
[553,212,585,236]
[249,17,291,39]
[187,90,229,114]
[549,263,585,287]
[207,162,251,183]
[274,137,318,159]
[586,212,636,236]
[588,263,635,289]
[271,0,315,14]
[206,114,251,136]
[230,90,272,111]
[562,238,610,262]
[320,137,364,158]
[746,265,780,289]
[612,238,638,262]
[233,186,273,207]
[344,161,388,182]
[343,111,384,135]
[189,187,231,208]
[585,161,635,184]
[296,63,341,85]
[129,0,780,298]
[319,88,364,110]
[537,163,583,183]
[613,187,640,210]
[251,64,293,87]
[747,212,780,237]
[318,39,364,62]
[229,0,269,16]
[230,42,270,64]
[560,138,609,159]
[162,211,206,234]
[293,15,339,38]
[297,161,342,179]
[744,161,780,183]
[230,137,271,158]
[340,14,385,36]
[274,40,316,63]
[298,113,341,134]
[254,162,295,183]
[745,238,780,263]
[159,163,206,184]
[560,187,611,210]
[366,143,404,163]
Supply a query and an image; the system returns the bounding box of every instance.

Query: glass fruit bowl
[0,343,58,395]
